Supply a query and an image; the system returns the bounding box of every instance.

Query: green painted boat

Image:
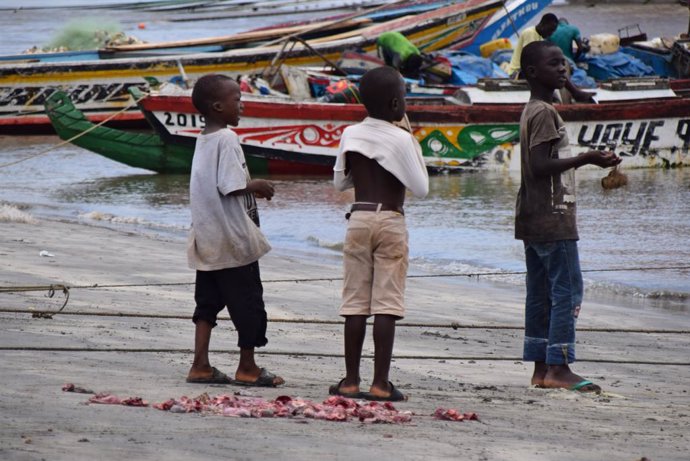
[44,90,270,174]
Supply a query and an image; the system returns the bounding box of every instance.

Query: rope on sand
[1,264,689,292]
[0,307,688,334]
[0,345,688,366]
[1,264,688,325]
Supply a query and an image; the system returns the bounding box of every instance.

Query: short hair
[539,13,558,25]
[520,40,561,72]
[191,74,234,114]
[358,66,403,114]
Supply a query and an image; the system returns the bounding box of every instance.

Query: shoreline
[1,216,689,460]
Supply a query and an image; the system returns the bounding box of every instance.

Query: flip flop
[186,367,232,384]
[569,380,601,393]
[328,378,363,398]
[232,368,283,387]
[362,382,408,402]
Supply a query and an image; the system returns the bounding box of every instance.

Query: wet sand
[1,216,689,461]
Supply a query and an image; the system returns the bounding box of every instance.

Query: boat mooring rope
[0,94,149,170]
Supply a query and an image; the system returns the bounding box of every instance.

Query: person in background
[549,18,589,62]
[376,31,424,78]
[506,13,559,77]
[508,13,593,102]
[515,41,621,394]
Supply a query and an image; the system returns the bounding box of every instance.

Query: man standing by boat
[508,13,593,103]
[549,18,588,62]
[506,14,559,77]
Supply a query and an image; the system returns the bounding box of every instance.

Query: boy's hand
[248,179,274,200]
[585,150,622,168]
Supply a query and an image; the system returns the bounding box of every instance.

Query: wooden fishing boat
[44,78,690,175]
[1,0,502,134]
[461,0,553,55]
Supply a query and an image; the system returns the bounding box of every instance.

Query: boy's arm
[529,141,621,177]
[228,179,274,200]
[333,152,354,191]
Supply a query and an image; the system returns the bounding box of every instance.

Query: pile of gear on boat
[158,25,690,104]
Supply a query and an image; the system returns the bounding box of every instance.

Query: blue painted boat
[462,0,553,55]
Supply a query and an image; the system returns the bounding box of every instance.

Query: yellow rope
[0,94,148,170]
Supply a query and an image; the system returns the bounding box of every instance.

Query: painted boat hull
[139,87,690,172]
[1,0,501,134]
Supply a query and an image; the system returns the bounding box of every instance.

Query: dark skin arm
[346,151,406,206]
[564,78,595,103]
[530,141,622,178]
[228,179,274,200]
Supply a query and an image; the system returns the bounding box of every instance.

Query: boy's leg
[187,319,214,379]
[523,241,551,386]
[336,212,375,393]
[335,315,367,394]
[188,271,231,382]
[369,314,397,397]
[221,263,283,386]
[541,241,598,391]
[368,213,407,399]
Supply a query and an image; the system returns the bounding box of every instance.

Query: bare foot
[543,364,601,393]
[531,361,548,387]
[186,365,232,384]
[366,382,407,402]
[187,365,213,381]
[236,367,284,386]
[329,378,360,396]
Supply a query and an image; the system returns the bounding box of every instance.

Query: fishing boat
[44,77,690,175]
[1,0,502,134]
[461,0,553,55]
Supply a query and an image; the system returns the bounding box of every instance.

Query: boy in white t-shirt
[185,74,283,387]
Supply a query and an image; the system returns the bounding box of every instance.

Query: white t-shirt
[187,129,270,270]
[333,117,429,198]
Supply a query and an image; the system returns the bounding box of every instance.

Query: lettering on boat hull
[575,118,690,157]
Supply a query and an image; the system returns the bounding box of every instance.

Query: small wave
[0,204,38,224]
[79,211,188,232]
[412,259,525,285]
[306,235,343,252]
[585,279,690,301]
[81,211,146,225]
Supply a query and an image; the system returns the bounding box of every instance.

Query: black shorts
[193,261,268,349]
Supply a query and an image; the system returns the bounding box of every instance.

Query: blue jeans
[523,240,583,365]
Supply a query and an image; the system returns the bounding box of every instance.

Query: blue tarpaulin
[442,51,508,85]
[582,51,656,80]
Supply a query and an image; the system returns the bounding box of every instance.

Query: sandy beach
[1,215,688,461]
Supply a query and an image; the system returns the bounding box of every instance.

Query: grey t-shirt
[515,99,578,242]
[187,129,270,270]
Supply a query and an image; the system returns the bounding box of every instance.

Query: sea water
[0,2,689,309]
[1,136,689,307]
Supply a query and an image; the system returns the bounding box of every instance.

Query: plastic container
[479,38,512,58]
[589,33,620,55]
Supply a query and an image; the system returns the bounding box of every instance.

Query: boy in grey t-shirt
[516,41,620,393]
[186,74,283,387]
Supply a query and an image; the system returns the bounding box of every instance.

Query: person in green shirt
[549,18,588,61]
[376,31,423,77]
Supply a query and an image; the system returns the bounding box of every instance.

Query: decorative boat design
[44,78,690,175]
